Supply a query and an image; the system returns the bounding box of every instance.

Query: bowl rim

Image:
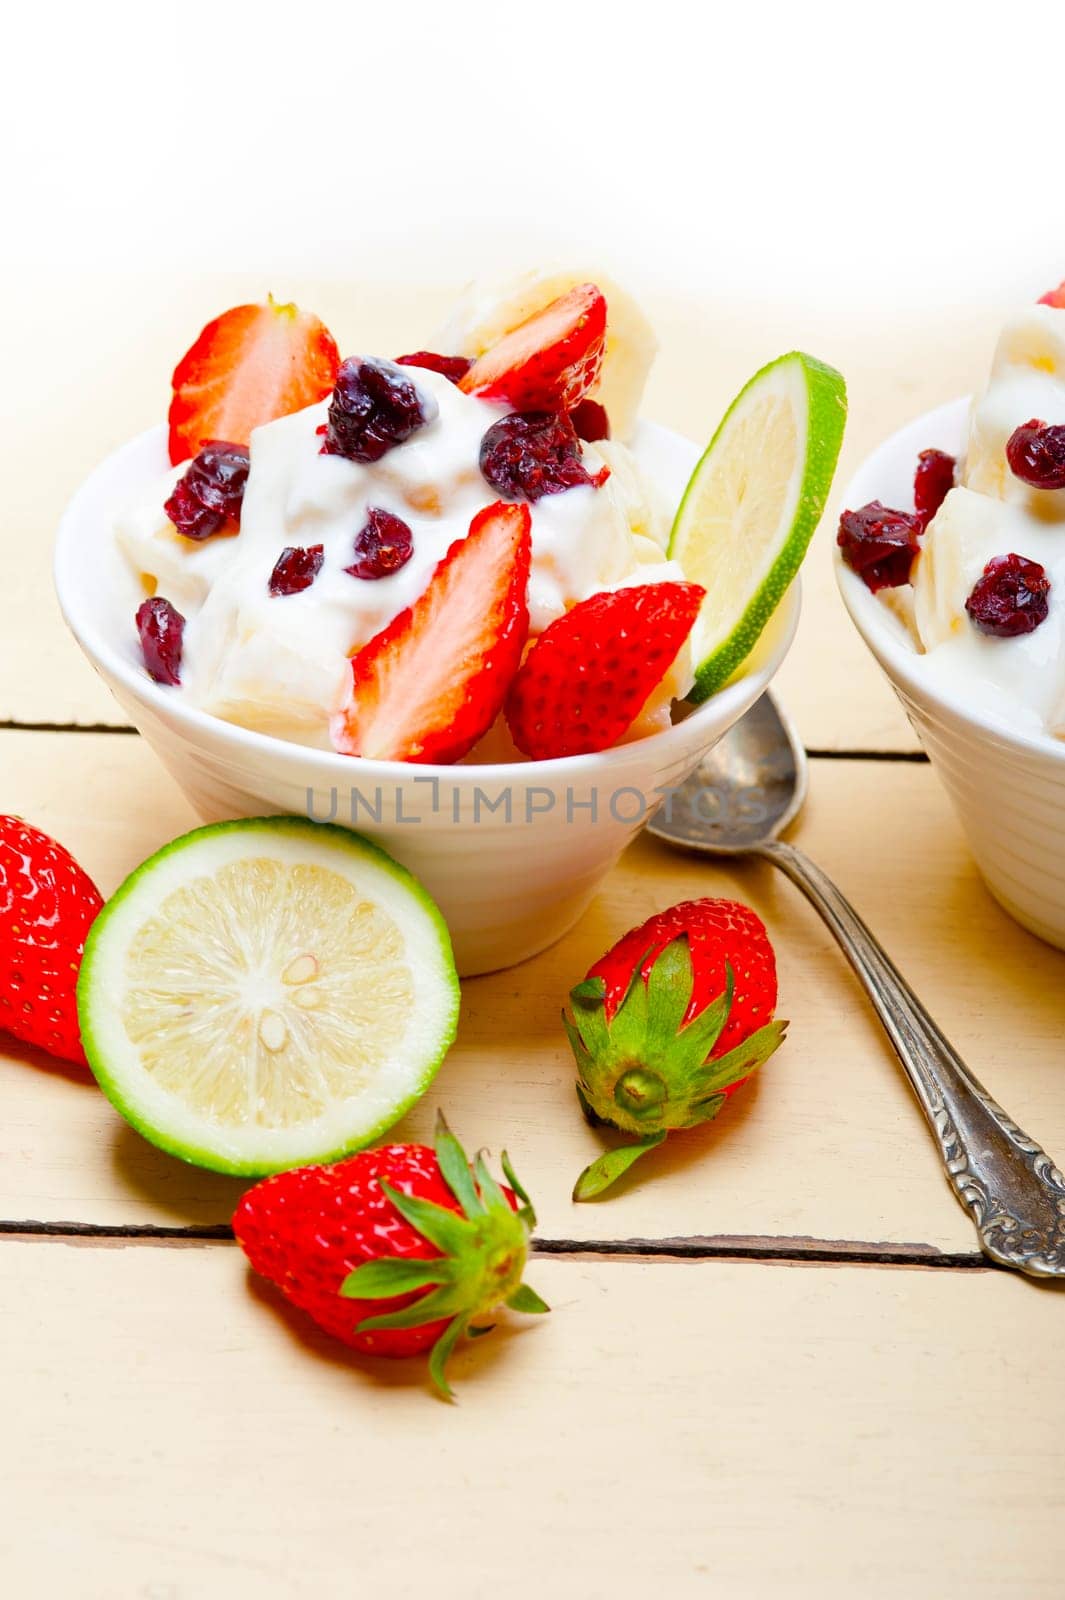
[55,419,802,785]
[835,393,1065,769]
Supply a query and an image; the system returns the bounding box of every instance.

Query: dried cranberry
[136,597,185,685]
[321,358,436,462]
[1005,419,1065,490]
[395,351,473,385]
[914,448,955,524]
[965,554,1050,637]
[164,441,250,541]
[479,411,609,503]
[837,502,924,591]
[569,398,611,442]
[344,507,414,580]
[268,545,324,597]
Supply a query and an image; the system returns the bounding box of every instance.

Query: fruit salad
[839,281,1065,740]
[119,277,700,762]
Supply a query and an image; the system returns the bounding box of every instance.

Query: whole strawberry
[233,1114,548,1399]
[0,816,102,1066]
[566,898,787,1198]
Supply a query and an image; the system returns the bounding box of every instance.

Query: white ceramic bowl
[837,396,1065,951]
[56,419,799,975]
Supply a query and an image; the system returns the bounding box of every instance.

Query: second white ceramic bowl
[837,396,1065,951]
[57,419,800,975]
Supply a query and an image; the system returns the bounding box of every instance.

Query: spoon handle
[756,838,1065,1278]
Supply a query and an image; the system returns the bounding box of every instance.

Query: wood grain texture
[1,1243,1061,1599]
[1,268,1008,748]
[3,729,1063,1253]
[3,276,1063,1593]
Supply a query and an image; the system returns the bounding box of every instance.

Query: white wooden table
[1,275,1062,1598]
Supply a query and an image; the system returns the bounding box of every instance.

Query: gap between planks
[0,721,928,762]
[0,720,140,735]
[0,1220,989,1271]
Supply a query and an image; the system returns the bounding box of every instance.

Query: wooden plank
[1,267,1006,747]
[3,729,1063,1252]
[0,1242,1061,1598]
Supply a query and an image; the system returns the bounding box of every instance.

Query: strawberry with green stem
[565,899,787,1199]
[234,1114,548,1399]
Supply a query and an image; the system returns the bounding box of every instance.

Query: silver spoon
[648,691,1065,1279]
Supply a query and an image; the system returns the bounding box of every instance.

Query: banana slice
[181,592,349,745]
[912,485,1065,733]
[437,268,657,442]
[592,439,671,549]
[913,487,1013,649]
[967,305,1065,513]
[116,467,242,615]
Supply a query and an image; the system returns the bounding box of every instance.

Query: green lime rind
[76,816,461,1177]
[669,351,847,704]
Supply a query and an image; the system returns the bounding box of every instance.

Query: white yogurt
[117,365,687,752]
[905,305,1065,739]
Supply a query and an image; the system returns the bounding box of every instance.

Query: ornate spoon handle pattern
[759,840,1065,1277]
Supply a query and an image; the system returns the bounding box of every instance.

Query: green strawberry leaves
[693,1020,789,1099]
[428,1316,467,1402]
[506,1283,550,1315]
[434,1115,485,1217]
[572,1132,667,1201]
[342,1257,453,1297]
[374,1181,472,1256]
[339,1113,548,1400]
[353,1283,463,1334]
[565,933,787,1198]
[500,1148,537,1226]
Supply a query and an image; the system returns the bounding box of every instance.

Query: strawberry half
[168,296,340,464]
[567,899,787,1199]
[505,581,705,760]
[331,501,532,764]
[458,283,607,411]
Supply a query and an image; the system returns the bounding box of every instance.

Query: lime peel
[669,350,847,702]
[77,817,459,1176]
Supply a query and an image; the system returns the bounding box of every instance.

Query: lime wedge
[77,818,459,1176]
[669,351,846,702]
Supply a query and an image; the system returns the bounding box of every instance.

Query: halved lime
[669,351,847,702]
[77,818,459,1176]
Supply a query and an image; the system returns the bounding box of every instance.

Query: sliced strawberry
[332,502,532,764]
[168,296,340,464]
[458,284,607,411]
[505,582,705,760]
[1039,280,1065,309]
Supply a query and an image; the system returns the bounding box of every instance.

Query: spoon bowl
[648,693,806,855]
